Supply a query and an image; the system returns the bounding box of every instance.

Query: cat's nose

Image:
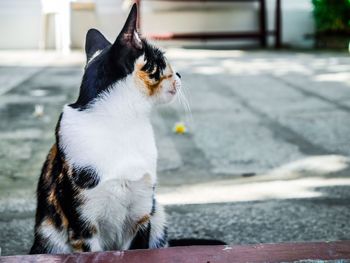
[176,72,181,79]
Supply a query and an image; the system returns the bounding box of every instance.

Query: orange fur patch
[91,225,98,235]
[136,64,173,96]
[43,144,58,182]
[136,214,150,227]
[137,70,162,96]
[47,189,69,228]
[133,214,150,233]
[71,239,84,252]
[42,217,55,227]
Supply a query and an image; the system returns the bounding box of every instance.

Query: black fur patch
[85,28,111,61]
[30,138,97,253]
[55,113,63,146]
[72,166,100,189]
[129,223,151,250]
[29,235,49,254]
[142,43,166,81]
[82,243,91,252]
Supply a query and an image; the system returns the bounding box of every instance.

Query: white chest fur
[80,176,154,250]
[59,77,158,183]
[59,77,160,250]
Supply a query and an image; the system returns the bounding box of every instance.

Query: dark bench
[136,0,282,48]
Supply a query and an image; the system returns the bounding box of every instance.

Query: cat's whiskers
[176,84,193,124]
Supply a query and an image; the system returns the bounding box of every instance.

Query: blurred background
[0,0,350,256]
[0,0,317,49]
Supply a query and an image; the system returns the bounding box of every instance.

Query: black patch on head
[85,28,111,62]
[69,4,168,110]
[142,42,166,81]
[70,4,145,110]
[116,3,143,51]
[72,166,100,189]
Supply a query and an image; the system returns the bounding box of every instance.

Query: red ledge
[1,241,350,263]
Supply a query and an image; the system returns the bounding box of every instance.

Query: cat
[30,4,181,254]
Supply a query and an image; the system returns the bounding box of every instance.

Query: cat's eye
[176,72,181,79]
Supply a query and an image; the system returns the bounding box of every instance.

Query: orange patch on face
[136,69,162,96]
[136,63,173,96]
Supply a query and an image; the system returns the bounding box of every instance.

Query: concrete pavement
[0,50,350,256]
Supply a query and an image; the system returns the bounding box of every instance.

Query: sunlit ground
[159,155,350,204]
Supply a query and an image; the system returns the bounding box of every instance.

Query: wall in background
[0,0,314,49]
[0,0,41,49]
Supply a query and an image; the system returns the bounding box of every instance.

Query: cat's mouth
[168,88,177,95]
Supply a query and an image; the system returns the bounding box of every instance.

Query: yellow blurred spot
[174,122,186,134]
[33,104,44,118]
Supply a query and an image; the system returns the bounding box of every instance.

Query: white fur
[59,65,170,250]
[39,224,70,253]
[80,175,154,250]
[149,202,167,248]
[60,75,157,183]
[87,237,103,252]
[87,50,102,65]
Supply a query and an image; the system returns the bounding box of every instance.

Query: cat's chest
[79,178,154,248]
[93,128,158,182]
[60,110,158,182]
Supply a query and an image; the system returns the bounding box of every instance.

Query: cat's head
[71,4,181,110]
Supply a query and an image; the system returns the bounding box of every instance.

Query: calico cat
[30,4,181,254]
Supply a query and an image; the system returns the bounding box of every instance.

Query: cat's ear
[114,3,142,50]
[85,28,111,61]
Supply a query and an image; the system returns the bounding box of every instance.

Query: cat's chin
[154,93,177,105]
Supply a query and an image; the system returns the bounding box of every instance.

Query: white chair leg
[61,0,71,53]
[55,13,62,51]
[40,13,49,50]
